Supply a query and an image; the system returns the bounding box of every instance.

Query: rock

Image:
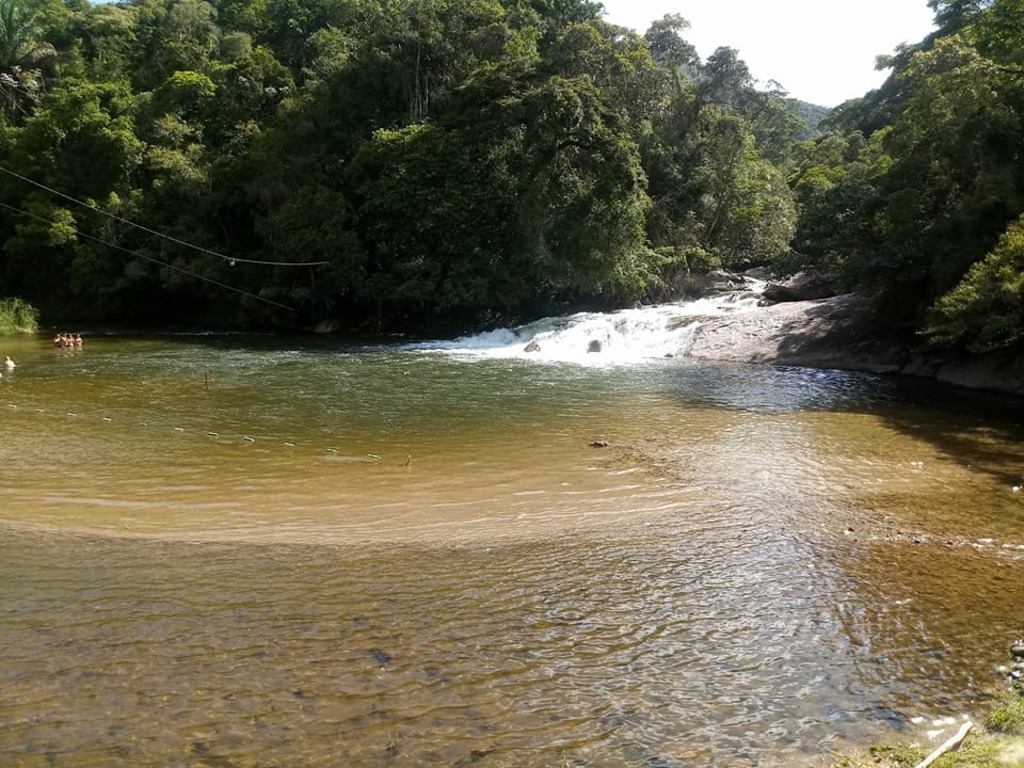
[668,284,1024,397]
[1011,640,1024,659]
[589,441,609,448]
[682,293,905,373]
[587,340,602,353]
[689,269,748,297]
[523,339,541,353]
[761,272,835,303]
[760,283,800,303]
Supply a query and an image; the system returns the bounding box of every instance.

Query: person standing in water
[3,355,13,369]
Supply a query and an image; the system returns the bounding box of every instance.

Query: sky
[599,0,937,107]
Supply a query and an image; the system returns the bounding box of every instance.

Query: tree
[927,212,1024,351]
[0,0,59,124]
[643,13,698,76]
[0,0,51,69]
[351,57,656,325]
[790,6,1024,330]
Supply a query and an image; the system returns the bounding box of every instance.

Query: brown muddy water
[0,333,1023,767]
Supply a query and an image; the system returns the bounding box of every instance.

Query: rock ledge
[680,293,1024,397]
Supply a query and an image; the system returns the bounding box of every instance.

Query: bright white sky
[600,0,937,107]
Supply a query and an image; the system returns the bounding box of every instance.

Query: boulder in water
[761,272,834,303]
[587,340,602,353]
[524,340,541,353]
[689,269,747,297]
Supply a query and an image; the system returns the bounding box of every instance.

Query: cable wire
[0,202,294,311]
[0,163,330,266]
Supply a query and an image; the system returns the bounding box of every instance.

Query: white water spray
[412,280,766,365]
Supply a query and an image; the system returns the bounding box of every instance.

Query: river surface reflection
[1,334,1023,767]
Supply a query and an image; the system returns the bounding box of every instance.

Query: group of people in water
[53,333,83,348]
[1,333,86,376]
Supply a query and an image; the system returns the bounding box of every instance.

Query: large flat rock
[682,294,902,372]
[680,293,1024,396]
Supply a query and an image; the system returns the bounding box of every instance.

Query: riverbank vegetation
[832,679,1024,768]
[0,297,38,334]
[0,0,1021,354]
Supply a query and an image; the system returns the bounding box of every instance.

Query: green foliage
[987,687,1024,734]
[0,296,38,333]
[791,1,1024,336]
[0,0,914,333]
[0,0,49,70]
[643,14,698,73]
[352,63,655,322]
[784,97,829,139]
[867,743,926,766]
[927,214,1024,351]
[929,210,1024,352]
[860,739,1009,768]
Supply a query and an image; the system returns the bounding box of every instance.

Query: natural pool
[1,330,1023,767]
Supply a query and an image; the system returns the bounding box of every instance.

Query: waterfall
[410,280,766,365]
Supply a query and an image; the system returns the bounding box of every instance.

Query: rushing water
[1,306,1024,767]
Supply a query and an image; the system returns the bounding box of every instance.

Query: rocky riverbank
[832,644,1024,768]
[678,283,1024,397]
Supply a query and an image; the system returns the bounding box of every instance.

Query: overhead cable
[0,202,294,311]
[0,163,329,267]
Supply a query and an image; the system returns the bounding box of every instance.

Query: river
[1,303,1023,767]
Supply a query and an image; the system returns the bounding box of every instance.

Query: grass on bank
[832,683,1024,768]
[0,297,39,334]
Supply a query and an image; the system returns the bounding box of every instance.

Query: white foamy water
[411,281,765,365]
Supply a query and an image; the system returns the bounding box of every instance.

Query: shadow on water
[662,359,1024,488]
[876,377,1024,487]
[763,297,1024,486]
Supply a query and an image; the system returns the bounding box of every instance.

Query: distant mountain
[785,99,830,139]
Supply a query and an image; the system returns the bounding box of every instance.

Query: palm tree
[0,0,55,122]
[0,0,43,70]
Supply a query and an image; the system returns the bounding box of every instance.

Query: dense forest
[0,0,1021,352]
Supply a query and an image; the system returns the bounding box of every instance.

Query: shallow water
[1,333,1023,767]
